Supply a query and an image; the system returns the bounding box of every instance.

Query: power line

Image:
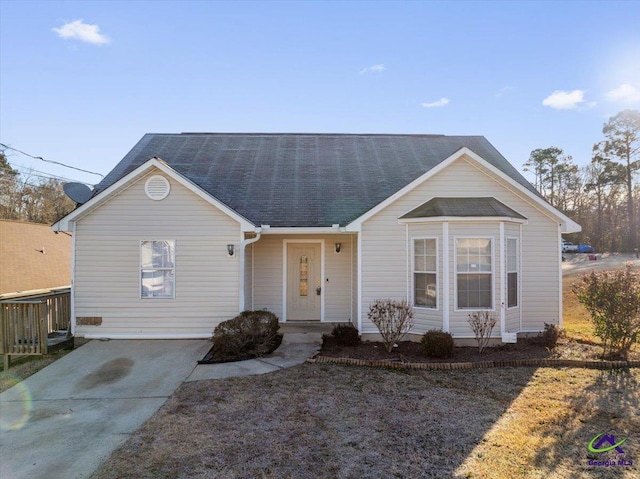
[8,161,93,185]
[0,143,105,178]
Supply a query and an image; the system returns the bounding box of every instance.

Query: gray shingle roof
[95,133,539,227]
[399,197,527,220]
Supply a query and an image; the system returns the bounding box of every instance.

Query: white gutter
[239,228,262,311]
[259,226,346,235]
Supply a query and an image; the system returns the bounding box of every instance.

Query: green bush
[331,323,361,346]
[573,265,640,360]
[211,310,282,362]
[421,329,454,358]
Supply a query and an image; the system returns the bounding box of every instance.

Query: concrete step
[279,321,349,334]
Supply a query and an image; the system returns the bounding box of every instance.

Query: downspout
[239,228,262,311]
[70,220,76,336]
[499,221,506,337]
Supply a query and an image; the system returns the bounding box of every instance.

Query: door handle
[316,286,322,295]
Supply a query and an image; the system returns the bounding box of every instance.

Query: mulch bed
[316,336,640,370]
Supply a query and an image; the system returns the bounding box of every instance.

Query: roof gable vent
[144,175,171,201]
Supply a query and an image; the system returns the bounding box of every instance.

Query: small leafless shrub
[467,311,497,353]
[367,298,414,352]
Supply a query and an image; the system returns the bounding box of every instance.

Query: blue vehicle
[577,244,594,253]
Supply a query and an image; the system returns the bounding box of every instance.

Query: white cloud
[420,97,449,108]
[495,86,513,98]
[542,90,587,110]
[52,19,110,45]
[606,83,640,103]
[359,64,385,75]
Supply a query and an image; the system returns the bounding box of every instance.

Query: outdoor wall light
[335,243,341,253]
[227,244,235,256]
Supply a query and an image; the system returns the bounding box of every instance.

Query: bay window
[456,238,492,309]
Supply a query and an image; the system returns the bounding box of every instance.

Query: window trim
[140,240,176,299]
[506,237,519,309]
[411,237,439,310]
[454,236,495,311]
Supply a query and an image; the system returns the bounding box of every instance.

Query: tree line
[0,150,76,224]
[1,109,638,252]
[523,109,639,253]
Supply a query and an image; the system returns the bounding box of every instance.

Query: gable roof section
[0,220,72,295]
[347,147,580,233]
[53,158,254,231]
[400,197,527,220]
[90,133,542,228]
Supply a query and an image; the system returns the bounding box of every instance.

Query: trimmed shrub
[331,323,361,347]
[211,310,282,362]
[534,323,562,349]
[367,298,415,352]
[421,329,454,358]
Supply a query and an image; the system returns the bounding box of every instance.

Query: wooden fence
[0,289,71,370]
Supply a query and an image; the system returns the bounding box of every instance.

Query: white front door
[286,243,322,321]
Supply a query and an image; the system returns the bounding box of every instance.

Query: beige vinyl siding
[251,234,355,322]
[360,155,561,337]
[360,215,408,333]
[74,168,241,337]
[251,236,284,318]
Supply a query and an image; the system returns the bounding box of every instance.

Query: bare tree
[0,150,75,224]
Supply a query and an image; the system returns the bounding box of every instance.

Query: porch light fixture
[335,243,341,254]
[227,244,235,257]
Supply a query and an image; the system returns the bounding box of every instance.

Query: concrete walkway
[0,333,321,479]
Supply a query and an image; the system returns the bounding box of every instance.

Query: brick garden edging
[307,354,640,370]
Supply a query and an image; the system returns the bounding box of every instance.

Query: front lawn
[91,364,639,479]
[88,263,640,478]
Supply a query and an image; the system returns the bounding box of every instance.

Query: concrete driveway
[0,339,211,479]
[0,334,321,479]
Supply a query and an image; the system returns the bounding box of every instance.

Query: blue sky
[1,0,639,186]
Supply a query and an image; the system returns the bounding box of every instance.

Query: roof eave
[398,216,529,225]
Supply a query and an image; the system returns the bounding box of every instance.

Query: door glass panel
[300,255,308,296]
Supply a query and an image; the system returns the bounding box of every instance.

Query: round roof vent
[144,175,171,201]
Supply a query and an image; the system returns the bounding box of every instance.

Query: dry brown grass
[562,276,597,343]
[456,368,640,478]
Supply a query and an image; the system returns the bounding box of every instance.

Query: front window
[414,238,437,308]
[141,240,175,298]
[456,238,492,309]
